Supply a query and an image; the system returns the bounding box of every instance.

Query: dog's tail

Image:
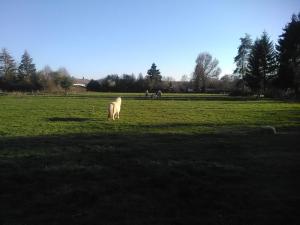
[108,103,114,119]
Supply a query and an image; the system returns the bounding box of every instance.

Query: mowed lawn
[1,93,300,136]
[0,93,300,225]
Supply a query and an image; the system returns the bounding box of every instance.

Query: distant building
[73,83,87,87]
[71,77,90,92]
[73,77,90,88]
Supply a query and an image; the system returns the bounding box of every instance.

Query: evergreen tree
[276,13,300,95]
[0,48,17,80]
[18,50,36,81]
[87,79,101,91]
[146,63,162,82]
[259,31,277,90]
[0,48,17,90]
[245,32,277,94]
[146,63,162,90]
[245,39,262,92]
[234,33,252,79]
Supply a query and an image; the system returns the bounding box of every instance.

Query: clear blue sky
[1,0,299,80]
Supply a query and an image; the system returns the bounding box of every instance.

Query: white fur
[107,97,122,120]
[260,125,277,134]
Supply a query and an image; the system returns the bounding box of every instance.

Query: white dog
[107,97,122,120]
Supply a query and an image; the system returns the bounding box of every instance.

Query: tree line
[0,49,73,92]
[87,63,177,93]
[87,12,300,97]
[1,12,299,97]
[232,13,300,97]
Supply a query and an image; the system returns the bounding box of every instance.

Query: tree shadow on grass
[48,117,92,122]
[0,132,299,225]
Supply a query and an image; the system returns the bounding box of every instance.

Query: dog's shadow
[47,117,91,122]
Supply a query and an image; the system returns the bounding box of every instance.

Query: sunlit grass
[0,93,299,137]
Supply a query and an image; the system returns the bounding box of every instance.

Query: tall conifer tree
[0,48,17,81]
[18,50,36,81]
[277,13,300,95]
[245,32,277,94]
[234,33,252,79]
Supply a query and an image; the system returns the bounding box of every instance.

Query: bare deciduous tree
[193,52,221,92]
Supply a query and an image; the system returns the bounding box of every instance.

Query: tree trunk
[201,77,206,93]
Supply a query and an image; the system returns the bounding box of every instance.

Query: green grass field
[1,93,300,225]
